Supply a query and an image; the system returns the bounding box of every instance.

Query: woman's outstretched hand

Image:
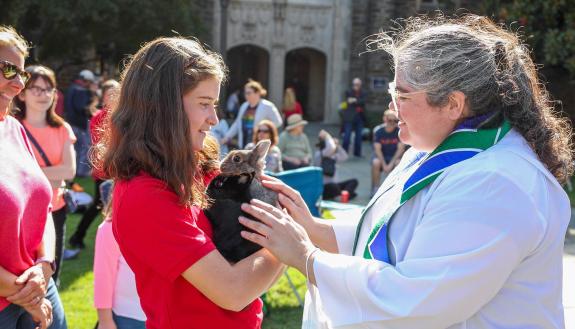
[260,174,339,254]
[239,199,315,274]
[260,175,315,229]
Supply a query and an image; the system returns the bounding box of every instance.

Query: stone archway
[227,45,270,95]
[284,48,326,121]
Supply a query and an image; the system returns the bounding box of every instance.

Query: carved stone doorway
[227,45,270,95]
[284,48,326,121]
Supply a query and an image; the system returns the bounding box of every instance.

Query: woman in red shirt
[281,87,303,121]
[97,37,284,329]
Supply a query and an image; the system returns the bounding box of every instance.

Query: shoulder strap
[21,124,52,167]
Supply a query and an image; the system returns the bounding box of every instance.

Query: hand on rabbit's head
[220,139,271,179]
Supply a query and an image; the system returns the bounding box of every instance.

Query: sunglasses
[0,61,30,84]
[257,129,271,133]
[388,81,427,110]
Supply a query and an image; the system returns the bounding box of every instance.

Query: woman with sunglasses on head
[0,26,67,329]
[238,15,573,328]
[97,37,284,329]
[245,119,283,173]
[12,65,77,286]
[222,79,282,149]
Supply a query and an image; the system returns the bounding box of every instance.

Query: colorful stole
[352,119,511,262]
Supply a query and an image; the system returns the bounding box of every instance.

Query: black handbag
[320,156,336,177]
[22,125,79,213]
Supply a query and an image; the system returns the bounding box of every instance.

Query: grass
[58,177,305,329]
[566,176,575,207]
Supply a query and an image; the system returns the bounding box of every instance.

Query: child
[93,180,146,329]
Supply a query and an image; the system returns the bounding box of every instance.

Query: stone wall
[348,0,417,126]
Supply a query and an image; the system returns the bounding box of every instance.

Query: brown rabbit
[204,140,278,262]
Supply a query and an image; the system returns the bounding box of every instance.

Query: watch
[35,257,56,274]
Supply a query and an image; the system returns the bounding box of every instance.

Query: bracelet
[305,247,320,281]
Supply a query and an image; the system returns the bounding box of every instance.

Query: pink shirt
[94,218,146,321]
[0,116,52,311]
[22,121,76,211]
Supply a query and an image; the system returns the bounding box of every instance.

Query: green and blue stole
[352,119,511,263]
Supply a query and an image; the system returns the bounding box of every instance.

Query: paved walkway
[305,122,575,327]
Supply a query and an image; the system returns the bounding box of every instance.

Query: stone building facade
[202,0,472,124]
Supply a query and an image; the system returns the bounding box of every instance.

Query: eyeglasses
[0,61,30,84]
[27,86,55,96]
[388,81,427,110]
[257,129,270,134]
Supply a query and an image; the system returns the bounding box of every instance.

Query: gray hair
[370,14,574,183]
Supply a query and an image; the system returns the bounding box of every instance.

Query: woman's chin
[192,132,206,151]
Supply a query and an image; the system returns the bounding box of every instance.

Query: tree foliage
[481,0,575,80]
[0,0,207,68]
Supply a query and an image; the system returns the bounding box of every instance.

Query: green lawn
[566,176,575,207]
[58,178,306,329]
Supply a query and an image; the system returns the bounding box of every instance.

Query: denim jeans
[0,278,67,329]
[342,114,365,157]
[71,125,91,177]
[113,312,146,329]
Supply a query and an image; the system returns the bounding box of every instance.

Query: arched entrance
[227,45,270,97]
[284,48,326,121]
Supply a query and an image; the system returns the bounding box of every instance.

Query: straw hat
[285,114,308,130]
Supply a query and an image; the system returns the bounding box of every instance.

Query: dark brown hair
[99,37,226,206]
[11,65,64,127]
[252,119,279,146]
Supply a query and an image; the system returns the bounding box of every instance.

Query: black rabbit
[204,140,278,263]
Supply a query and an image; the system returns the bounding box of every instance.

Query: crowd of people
[1,11,573,329]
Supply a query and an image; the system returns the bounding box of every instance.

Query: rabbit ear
[253,139,271,160]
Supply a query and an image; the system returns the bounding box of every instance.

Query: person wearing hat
[64,69,98,178]
[277,114,312,170]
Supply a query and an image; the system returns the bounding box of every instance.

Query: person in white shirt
[222,79,282,148]
[238,14,574,329]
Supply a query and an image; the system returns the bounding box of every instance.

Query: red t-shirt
[112,172,263,329]
[0,116,52,311]
[282,101,303,120]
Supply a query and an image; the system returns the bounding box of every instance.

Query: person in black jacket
[64,69,97,177]
[341,78,367,157]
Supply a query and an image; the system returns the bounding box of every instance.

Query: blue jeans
[0,278,67,329]
[113,312,146,329]
[342,114,364,157]
[71,125,91,177]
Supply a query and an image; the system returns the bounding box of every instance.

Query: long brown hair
[98,37,226,206]
[11,65,64,127]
